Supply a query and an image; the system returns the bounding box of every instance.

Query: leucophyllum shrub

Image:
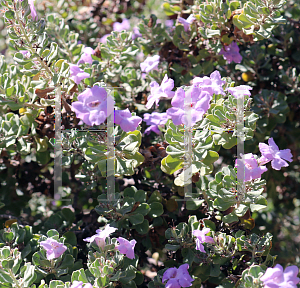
[0,0,299,287]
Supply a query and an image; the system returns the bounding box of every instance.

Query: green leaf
[128,214,144,225]
[135,219,149,234]
[148,202,164,218]
[62,232,77,246]
[23,263,37,287]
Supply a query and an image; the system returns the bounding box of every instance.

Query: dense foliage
[0,0,299,287]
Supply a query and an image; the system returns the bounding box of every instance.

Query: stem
[8,269,21,288]
[14,10,53,78]
[24,103,45,109]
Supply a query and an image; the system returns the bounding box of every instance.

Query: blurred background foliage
[0,0,299,285]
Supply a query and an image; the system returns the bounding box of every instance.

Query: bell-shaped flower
[219,41,242,64]
[40,238,67,260]
[71,86,114,126]
[116,237,136,259]
[140,55,160,73]
[177,15,196,31]
[143,112,169,135]
[69,64,90,85]
[235,153,268,182]
[162,264,194,288]
[146,75,175,109]
[227,85,252,98]
[113,18,130,32]
[132,27,142,40]
[193,70,226,97]
[83,224,117,250]
[114,109,142,132]
[260,264,299,288]
[77,47,95,65]
[166,86,211,127]
[192,228,214,253]
[258,138,293,170]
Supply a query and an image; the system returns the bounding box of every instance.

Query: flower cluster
[83,225,137,259]
[162,264,194,288]
[40,238,67,260]
[71,86,142,131]
[260,264,300,288]
[83,224,117,250]
[235,138,292,182]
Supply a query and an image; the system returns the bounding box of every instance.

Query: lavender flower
[192,228,214,253]
[260,264,300,288]
[166,86,212,127]
[226,85,252,98]
[114,109,142,132]
[100,34,110,44]
[219,42,242,64]
[71,86,114,127]
[162,264,194,288]
[113,18,130,32]
[235,153,268,182]
[69,64,90,85]
[77,47,95,65]
[165,19,174,28]
[140,55,160,73]
[70,281,93,288]
[116,237,136,259]
[258,138,293,170]
[177,15,196,32]
[146,74,175,109]
[193,71,226,97]
[40,238,67,260]
[20,50,31,58]
[83,224,117,250]
[132,27,142,40]
[28,0,38,21]
[143,112,169,135]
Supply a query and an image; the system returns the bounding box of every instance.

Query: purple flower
[146,75,175,109]
[113,18,130,32]
[260,264,300,288]
[235,153,268,182]
[28,0,38,21]
[132,27,142,40]
[71,86,114,126]
[40,238,67,260]
[143,112,169,135]
[69,64,90,85]
[116,237,136,259]
[100,34,110,44]
[177,15,196,32]
[219,42,242,64]
[162,264,194,288]
[83,225,117,250]
[166,86,212,127]
[70,281,93,288]
[77,47,95,65]
[192,228,214,253]
[258,138,293,170]
[193,71,226,96]
[114,109,142,132]
[140,55,160,73]
[226,85,252,98]
[165,20,174,27]
[20,50,31,58]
